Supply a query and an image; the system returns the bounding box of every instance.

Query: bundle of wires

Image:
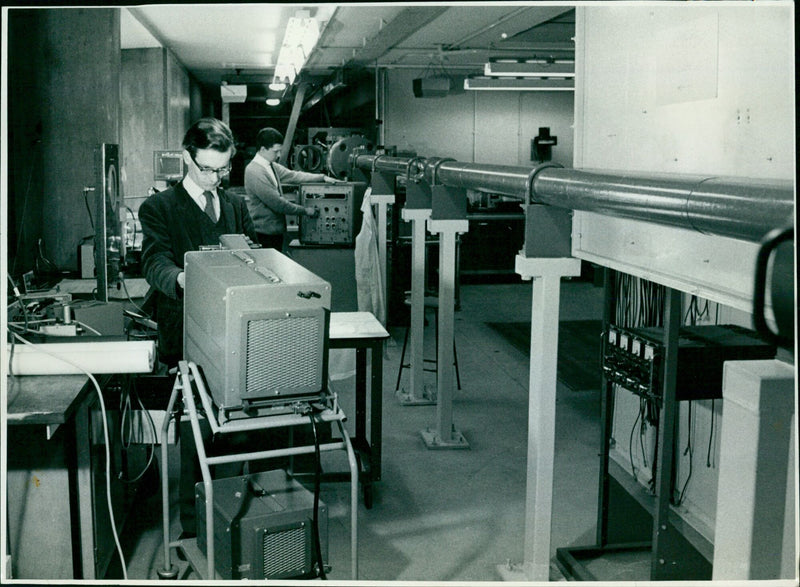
[613,273,666,490]
[614,272,666,329]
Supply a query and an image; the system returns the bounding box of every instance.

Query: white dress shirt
[182,173,220,219]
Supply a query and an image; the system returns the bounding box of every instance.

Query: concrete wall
[383,68,574,168]
[7,8,121,272]
[121,48,192,212]
[121,48,167,208]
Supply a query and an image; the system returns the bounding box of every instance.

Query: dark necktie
[203,190,217,223]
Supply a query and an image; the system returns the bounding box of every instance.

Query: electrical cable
[9,331,128,579]
[706,399,716,468]
[674,402,694,506]
[307,412,327,580]
[75,321,103,336]
[628,402,641,482]
[123,206,137,251]
[638,398,648,469]
[84,189,95,229]
[10,136,41,277]
[7,277,26,376]
[7,332,17,377]
[119,274,149,317]
[35,238,60,276]
[7,276,29,333]
[118,377,157,484]
[684,295,695,325]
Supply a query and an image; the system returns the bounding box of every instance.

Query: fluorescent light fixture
[266,98,281,106]
[272,11,319,88]
[464,76,574,91]
[484,59,575,78]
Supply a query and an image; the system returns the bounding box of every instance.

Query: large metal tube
[353,153,793,243]
[436,161,532,195]
[531,168,794,243]
[355,154,411,176]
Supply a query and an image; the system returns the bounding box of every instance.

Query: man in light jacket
[244,127,342,251]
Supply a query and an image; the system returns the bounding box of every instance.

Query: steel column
[421,218,469,449]
[515,255,582,580]
[399,208,435,404]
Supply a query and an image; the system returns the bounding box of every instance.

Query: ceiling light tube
[484,60,574,78]
[464,76,574,91]
[272,12,319,87]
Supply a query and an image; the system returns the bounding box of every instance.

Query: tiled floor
[111,278,606,582]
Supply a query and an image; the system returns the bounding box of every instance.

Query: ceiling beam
[350,6,449,65]
[447,6,573,49]
[125,7,168,49]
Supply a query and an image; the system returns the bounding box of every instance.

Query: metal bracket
[406,156,427,184]
[525,162,562,205]
[425,157,455,186]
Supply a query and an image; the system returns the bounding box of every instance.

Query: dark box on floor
[196,470,327,579]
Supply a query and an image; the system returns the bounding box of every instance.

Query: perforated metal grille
[246,316,320,396]
[262,525,309,578]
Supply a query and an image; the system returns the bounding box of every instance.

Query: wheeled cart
[157,361,359,580]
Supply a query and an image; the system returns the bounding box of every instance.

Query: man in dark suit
[139,117,258,536]
[140,117,257,367]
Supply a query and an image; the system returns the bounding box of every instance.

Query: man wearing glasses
[139,117,257,369]
[245,127,343,251]
[139,118,258,537]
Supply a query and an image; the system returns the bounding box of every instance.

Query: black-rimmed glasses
[189,151,231,176]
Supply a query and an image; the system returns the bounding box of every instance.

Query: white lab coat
[354,189,386,324]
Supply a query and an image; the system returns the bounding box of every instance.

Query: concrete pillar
[713,359,796,580]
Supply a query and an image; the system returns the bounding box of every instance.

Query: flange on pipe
[424,157,455,186]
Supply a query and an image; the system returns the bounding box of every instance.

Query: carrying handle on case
[752,225,794,348]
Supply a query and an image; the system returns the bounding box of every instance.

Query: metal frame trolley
[157,361,359,580]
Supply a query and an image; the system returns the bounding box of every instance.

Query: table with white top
[328,311,389,508]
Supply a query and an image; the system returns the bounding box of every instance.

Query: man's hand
[177,271,185,289]
[323,175,341,184]
[305,206,320,218]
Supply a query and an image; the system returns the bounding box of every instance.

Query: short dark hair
[256,127,284,150]
[183,118,236,157]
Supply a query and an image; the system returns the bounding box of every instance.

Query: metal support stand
[650,287,682,580]
[398,207,436,405]
[420,217,470,449]
[556,279,716,581]
[157,361,359,581]
[512,254,581,581]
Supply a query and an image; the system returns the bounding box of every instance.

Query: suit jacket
[244,155,325,235]
[139,182,257,365]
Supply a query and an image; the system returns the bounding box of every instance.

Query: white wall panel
[573,4,795,305]
[383,69,574,167]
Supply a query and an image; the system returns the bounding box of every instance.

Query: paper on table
[7,340,155,375]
